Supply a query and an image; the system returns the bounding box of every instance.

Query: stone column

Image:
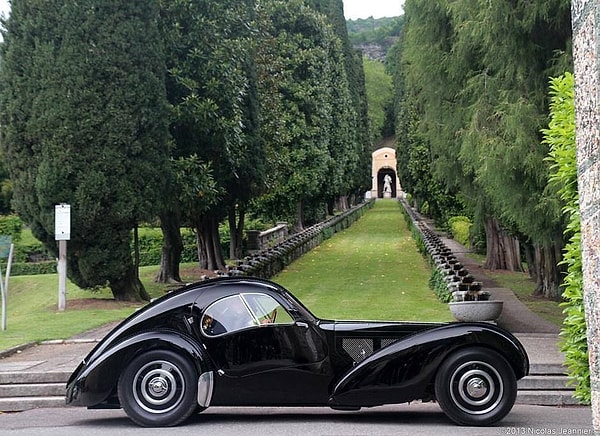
[572,0,600,431]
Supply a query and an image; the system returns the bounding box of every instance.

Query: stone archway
[377,167,397,198]
[371,146,402,198]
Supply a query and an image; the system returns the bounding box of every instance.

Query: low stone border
[398,199,485,303]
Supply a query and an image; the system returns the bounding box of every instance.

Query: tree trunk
[195,214,226,271]
[294,201,304,233]
[531,241,565,301]
[133,224,140,281]
[209,215,225,270]
[327,198,335,216]
[228,205,245,260]
[523,243,537,280]
[483,216,523,271]
[110,261,150,302]
[155,210,183,283]
[336,195,349,211]
[196,228,208,270]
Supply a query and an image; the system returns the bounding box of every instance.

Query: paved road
[0,403,593,436]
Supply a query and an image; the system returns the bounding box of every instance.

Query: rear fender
[66,330,210,408]
[329,323,528,407]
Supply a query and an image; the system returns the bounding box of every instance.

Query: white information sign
[55,204,71,241]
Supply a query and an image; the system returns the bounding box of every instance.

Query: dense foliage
[362,59,394,143]
[158,0,260,272]
[0,0,171,301]
[252,0,369,228]
[392,0,572,299]
[543,73,589,403]
[390,1,586,401]
[0,0,372,298]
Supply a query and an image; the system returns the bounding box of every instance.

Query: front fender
[329,323,528,407]
[66,330,209,408]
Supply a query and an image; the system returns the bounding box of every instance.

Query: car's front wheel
[434,347,517,426]
[118,349,198,427]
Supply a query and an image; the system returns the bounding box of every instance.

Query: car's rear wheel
[118,350,198,427]
[434,347,517,426]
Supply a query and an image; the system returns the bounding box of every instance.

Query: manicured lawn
[0,265,206,350]
[0,269,147,350]
[273,200,453,322]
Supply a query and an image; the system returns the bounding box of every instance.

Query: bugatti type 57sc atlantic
[66,277,529,427]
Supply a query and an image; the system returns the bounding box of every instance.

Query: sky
[343,0,404,19]
[0,1,405,20]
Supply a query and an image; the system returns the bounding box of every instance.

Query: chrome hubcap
[148,376,169,396]
[133,360,185,414]
[466,376,488,399]
[450,360,503,415]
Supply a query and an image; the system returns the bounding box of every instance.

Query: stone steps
[515,363,580,406]
[0,365,580,412]
[0,371,68,412]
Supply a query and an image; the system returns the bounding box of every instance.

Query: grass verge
[486,269,564,327]
[0,265,205,351]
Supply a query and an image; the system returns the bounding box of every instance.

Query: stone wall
[571,0,600,431]
[246,223,289,253]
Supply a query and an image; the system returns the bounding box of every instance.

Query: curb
[0,342,37,360]
[0,338,101,360]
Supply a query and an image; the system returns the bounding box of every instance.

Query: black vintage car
[66,277,529,427]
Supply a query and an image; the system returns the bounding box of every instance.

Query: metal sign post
[55,204,70,311]
[0,236,14,331]
[1,265,4,330]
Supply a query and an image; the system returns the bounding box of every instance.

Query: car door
[199,292,331,406]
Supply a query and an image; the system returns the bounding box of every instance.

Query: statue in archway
[383,174,392,194]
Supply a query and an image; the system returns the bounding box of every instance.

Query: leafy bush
[543,72,589,404]
[9,260,57,275]
[448,216,472,248]
[0,215,23,242]
[136,228,199,267]
[429,268,453,303]
[0,225,52,271]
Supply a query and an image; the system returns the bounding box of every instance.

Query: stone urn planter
[449,300,503,322]
[448,288,503,322]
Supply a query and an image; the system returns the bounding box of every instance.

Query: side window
[201,295,257,337]
[243,293,294,325]
[201,293,294,337]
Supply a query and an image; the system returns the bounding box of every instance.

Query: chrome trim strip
[197,371,214,407]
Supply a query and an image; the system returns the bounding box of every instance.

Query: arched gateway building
[370,146,402,199]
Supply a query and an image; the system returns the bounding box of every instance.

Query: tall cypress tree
[0,0,171,301]
[397,0,572,298]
